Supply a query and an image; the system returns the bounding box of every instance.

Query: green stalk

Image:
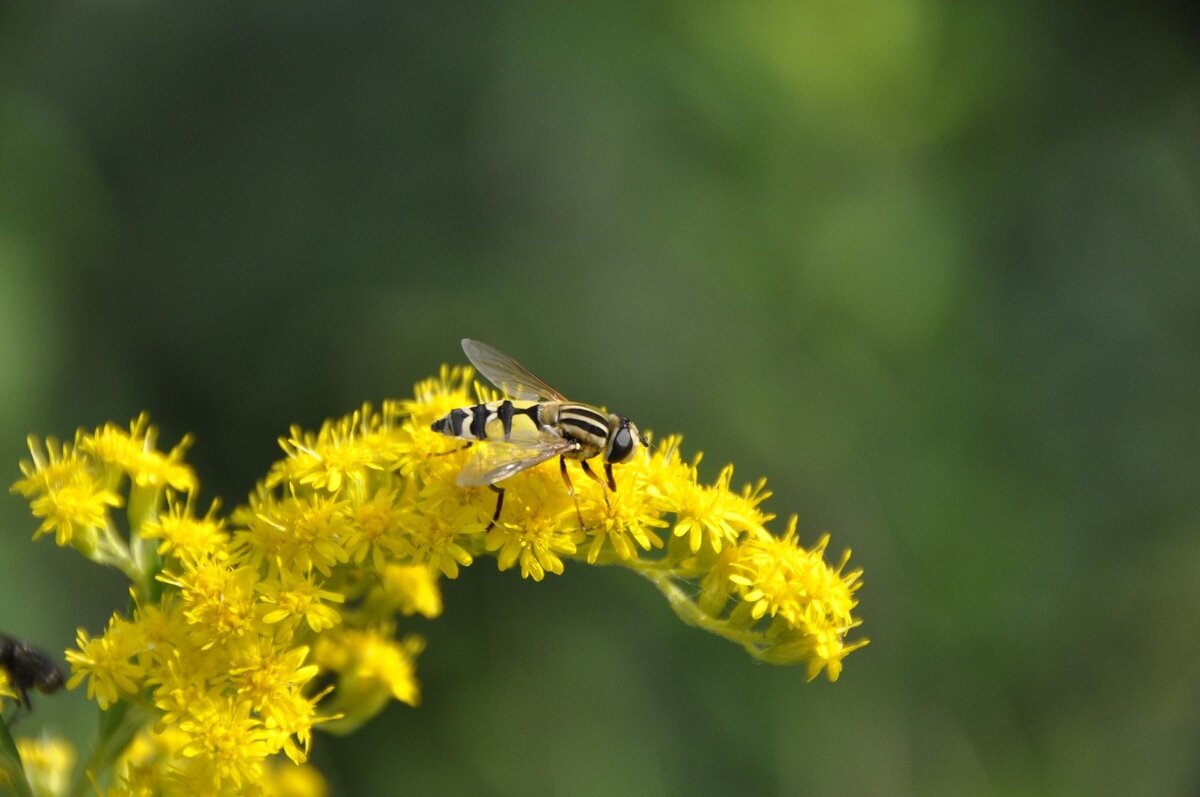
[68,701,152,797]
[0,715,35,797]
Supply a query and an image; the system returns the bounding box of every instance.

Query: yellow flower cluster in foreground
[5,365,865,795]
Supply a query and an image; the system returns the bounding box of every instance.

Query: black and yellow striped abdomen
[431,399,543,442]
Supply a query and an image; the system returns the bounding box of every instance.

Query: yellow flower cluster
[391,367,867,678]
[10,415,429,795]
[7,733,327,797]
[7,364,866,794]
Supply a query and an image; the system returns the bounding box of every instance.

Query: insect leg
[3,700,27,727]
[486,484,505,532]
[580,460,611,511]
[559,456,587,529]
[432,441,473,457]
[604,462,617,492]
[580,460,602,485]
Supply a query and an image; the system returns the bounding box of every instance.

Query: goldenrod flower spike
[8,364,865,795]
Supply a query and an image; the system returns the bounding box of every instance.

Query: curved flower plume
[7,364,866,795]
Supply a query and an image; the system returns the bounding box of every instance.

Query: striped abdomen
[431,399,543,442]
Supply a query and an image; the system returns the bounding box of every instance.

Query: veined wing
[462,339,567,402]
[455,433,577,487]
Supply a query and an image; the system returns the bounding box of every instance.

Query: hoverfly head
[605,415,644,464]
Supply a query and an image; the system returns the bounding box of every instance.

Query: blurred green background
[3,2,1199,795]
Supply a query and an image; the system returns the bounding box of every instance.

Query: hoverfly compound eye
[606,418,639,463]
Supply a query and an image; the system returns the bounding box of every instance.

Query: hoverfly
[0,632,64,720]
[431,339,648,530]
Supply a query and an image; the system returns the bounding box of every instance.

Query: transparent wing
[456,433,577,487]
[462,339,568,402]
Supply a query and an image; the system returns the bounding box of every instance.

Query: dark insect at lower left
[0,632,65,720]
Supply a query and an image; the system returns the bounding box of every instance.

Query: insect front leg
[3,698,27,726]
[580,460,611,512]
[486,484,505,532]
[559,456,587,529]
[604,462,616,492]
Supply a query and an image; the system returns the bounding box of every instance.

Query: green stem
[0,715,35,797]
[635,568,769,652]
[91,524,138,583]
[69,701,152,797]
